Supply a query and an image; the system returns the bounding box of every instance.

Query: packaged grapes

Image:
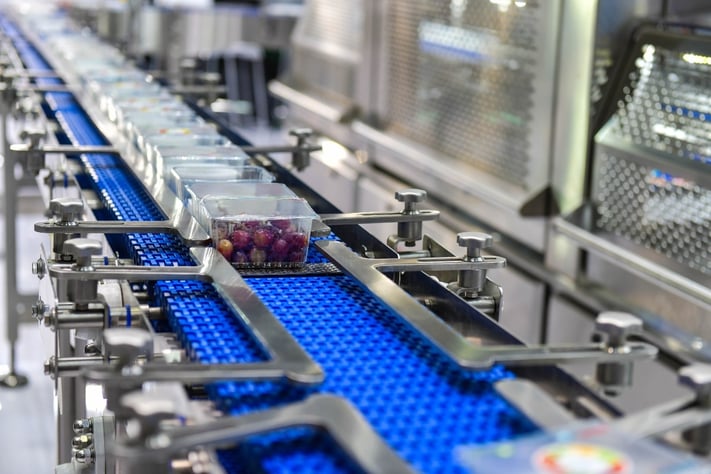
[202,196,319,268]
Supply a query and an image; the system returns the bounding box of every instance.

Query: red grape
[253,227,275,248]
[231,229,251,249]
[270,238,290,259]
[217,239,233,259]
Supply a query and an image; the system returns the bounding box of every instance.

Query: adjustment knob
[120,391,176,437]
[19,128,45,147]
[289,128,313,140]
[679,364,711,400]
[595,311,642,347]
[457,232,493,259]
[49,197,83,223]
[395,189,426,215]
[103,327,153,368]
[62,237,102,268]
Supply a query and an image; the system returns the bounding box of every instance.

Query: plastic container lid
[170,165,275,200]
[185,182,295,217]
[155,148,250,180]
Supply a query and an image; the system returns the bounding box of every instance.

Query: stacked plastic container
[39,27,319,268]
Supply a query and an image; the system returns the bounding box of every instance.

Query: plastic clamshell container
[185,182,295,218]
[126,114,203,142]
[136,125,218,152]
[203,196,319,268]
[170,165,275,200]
[155,148,249,180]
[146,136,234,163]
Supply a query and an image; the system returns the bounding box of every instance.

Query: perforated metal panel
[595,33,711,280]
[384,0,552,189]
[595,152,711,276]
[611,43,711,162]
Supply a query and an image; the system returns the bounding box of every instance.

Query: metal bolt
[71,434,93,450]
[31,257,46,279]
[74,448,95,465]
[31,298,48,322]
[72,418,93,434]
[84,340,101,356]
[43,357,55,378]
[457,232,493,260]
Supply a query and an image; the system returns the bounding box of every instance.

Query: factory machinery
[0,1,711,473]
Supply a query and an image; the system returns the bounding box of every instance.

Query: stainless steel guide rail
[112,394,415,474]
[316,240,658,369]
[46,246,323,385]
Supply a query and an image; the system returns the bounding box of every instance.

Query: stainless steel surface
[112,395,415,474]
[553,211,711,308]
[495,379,575,430]
[48,246,323,385]
[320,209,439,226]
[317,240,657,369]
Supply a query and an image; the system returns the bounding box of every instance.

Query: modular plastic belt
[3,18,538,473]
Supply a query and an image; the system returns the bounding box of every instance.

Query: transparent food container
[170,165,275,200]
[185,181,295,219]
[155,147,249,180]
[202,197,318,268]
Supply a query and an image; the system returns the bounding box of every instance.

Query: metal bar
[320,209,440,226]
[316,240,658,369]
[552,215,711,306]
[240,144,321,155]
[9,143,120,155]
[112,395,414,474]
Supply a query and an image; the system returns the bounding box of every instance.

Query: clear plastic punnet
[145,135,232,162]
[201,196,319,268]
[170,165,275,200]
[154,147,249,180]
[184,181,294,218]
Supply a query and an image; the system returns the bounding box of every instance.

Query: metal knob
[72,418,93,434]
[49,197,83,224]
[289,128,314,171]
[62,238,102,268]
[19,128,45,148]
[679,364,711,403]
[594,311,643,395]
[595,311,642,348]
[120,391,176,438]
[395,189,426,213]
[289,128,313,141]
[457,232,493,259]
[679,364,711,454]
[103,327,153,368]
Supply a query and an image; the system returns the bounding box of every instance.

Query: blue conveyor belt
[2,17,538,473]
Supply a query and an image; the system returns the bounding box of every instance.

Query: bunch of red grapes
[213,218,309,267]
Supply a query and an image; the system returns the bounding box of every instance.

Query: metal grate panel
[595,152,711,276]
[385,0,547,189]
[595,32,711,280]
[610,43,711,164]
